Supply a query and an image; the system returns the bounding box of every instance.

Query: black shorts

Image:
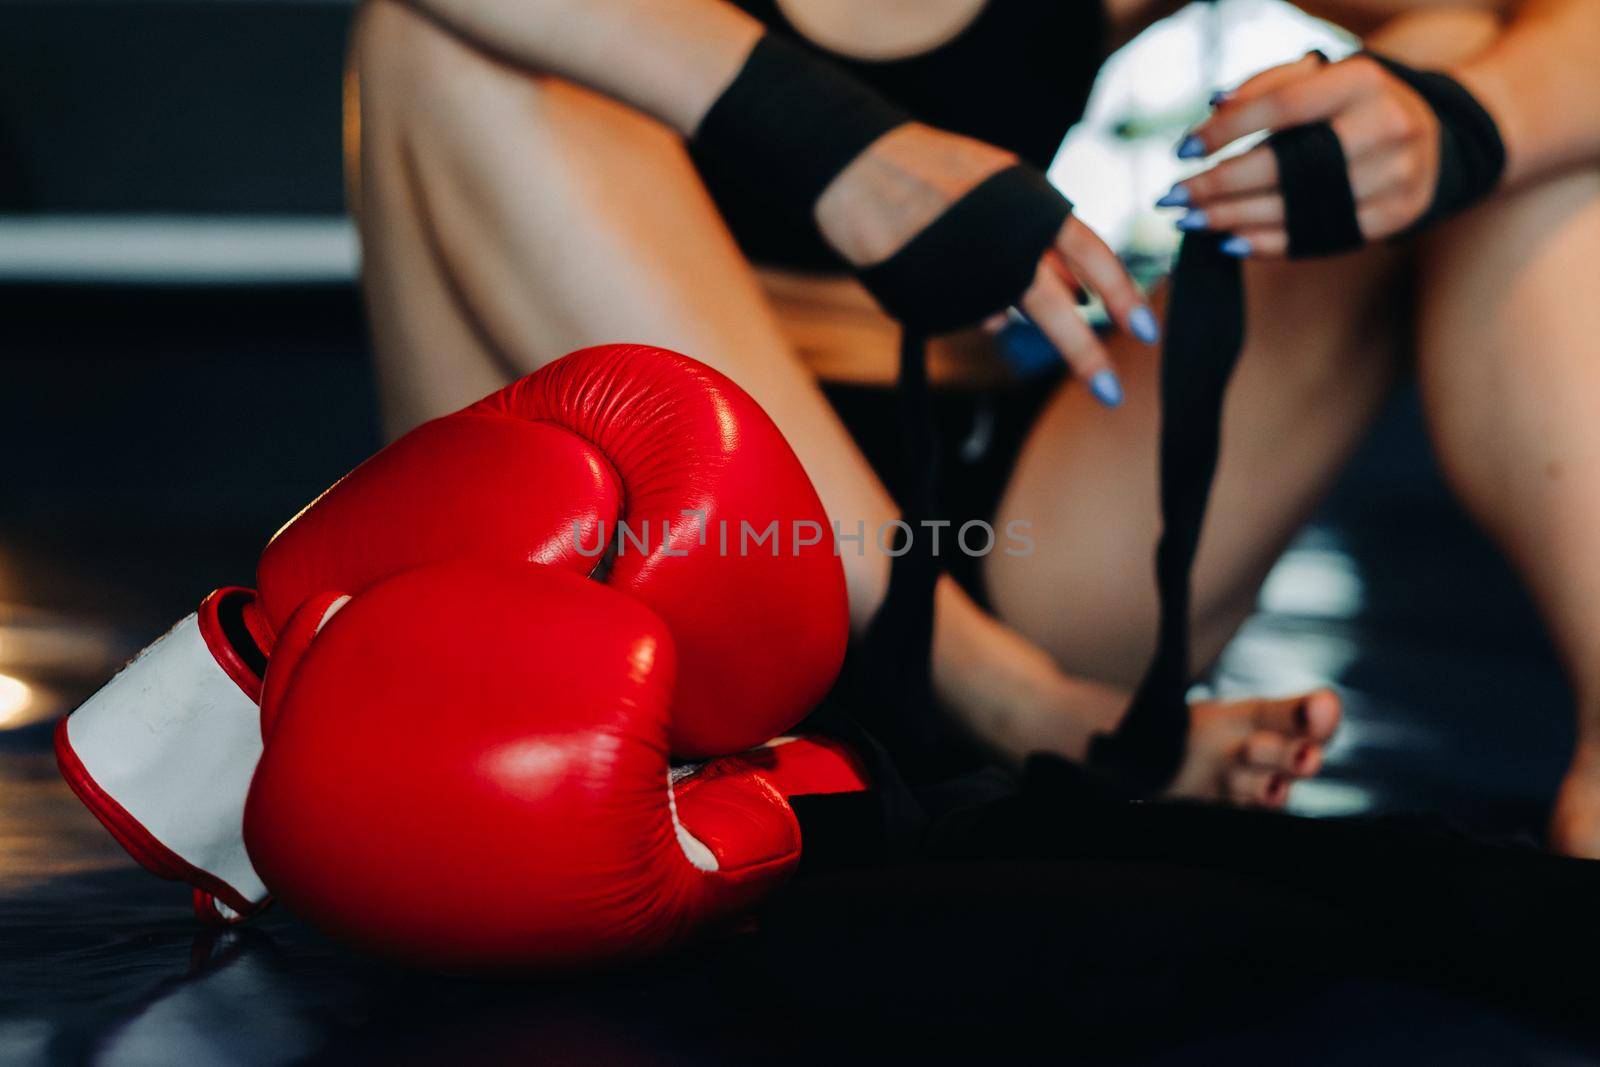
[820,369,1064,607]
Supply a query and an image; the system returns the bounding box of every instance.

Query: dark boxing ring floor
[1,284,1593,1064]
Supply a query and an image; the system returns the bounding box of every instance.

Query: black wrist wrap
[858,165,1072,334]
[694,34,911,210]
[1266,51,1506,259]
[1366,52,1506,232]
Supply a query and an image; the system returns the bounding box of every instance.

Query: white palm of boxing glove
[56,587,274,920]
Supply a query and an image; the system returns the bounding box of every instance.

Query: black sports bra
[692,1,1107,270]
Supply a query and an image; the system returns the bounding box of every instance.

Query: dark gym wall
[0,1,351,213]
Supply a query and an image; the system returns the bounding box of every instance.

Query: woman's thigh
[351,0,910,624]
[982,6,1512,689]
[1413,164,1600,687]
[984,247,1407,689]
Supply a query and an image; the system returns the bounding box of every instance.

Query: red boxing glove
[261,343,846,756]
[245,561,866,971]
[57,345,847,922]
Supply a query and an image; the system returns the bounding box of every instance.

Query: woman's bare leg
[353,0,906,626]
[975,14,1527,799]
[353,0,1145,772]
[1413,164,1600,855]
[353,0,1344,799]
[981,239,1401,799]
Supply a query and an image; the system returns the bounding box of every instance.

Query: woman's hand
[816,123,1162,407]
[1160,52,1449,259]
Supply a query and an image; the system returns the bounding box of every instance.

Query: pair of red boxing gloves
[55,344,866,970]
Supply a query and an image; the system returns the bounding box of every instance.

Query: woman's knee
[354,0,561,150]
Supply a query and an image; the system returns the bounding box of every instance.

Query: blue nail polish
[1209,90,1232,107]
[1129,305,1160,346]
[1175,134,1206,160]
[1089,369,1124,408]
[1176,209,1210,232]
[1155,184,1190,209]
[1220,235,1253,258]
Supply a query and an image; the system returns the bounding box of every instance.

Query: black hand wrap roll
[854,171,1070,782]
[1079,233,1242,796]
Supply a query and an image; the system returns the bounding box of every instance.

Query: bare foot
[1549,742,1600,858]
[931,582,1340,809]
[1163,690,1342,808]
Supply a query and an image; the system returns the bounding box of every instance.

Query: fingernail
[1219,235,1253,258]
[1270,774,1290,802]
[1175,209,1210,232]
[1129,305,1160,346]
[1294,702,1310,731]
[1175,134,1207,160]
[1295,742,1314,771]
[1154,184,1190,208]
[1209,89,1232,107]
[1089,369,1124,408]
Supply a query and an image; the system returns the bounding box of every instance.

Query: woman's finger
[1055,219,1160,347]
[1346,142,1420,204]
[1355,188,1423,243]
[1212,188,1412,260]
[1018,263,1122,407]
[1162,145,1280,210]
[1175,190,1284,234]
[1184,54,1380,159]
[1216,51,1328,107]
[1330,93,1425,168]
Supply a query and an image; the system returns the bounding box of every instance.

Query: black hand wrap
[1267,51,1506,259]
[1366,53,1506,233]
[858,165,1072,333]
[1070,55,1507,798]
[697,36,1071,334]
[1080,233,1241,796]
[853,171,1070,783]
[694,34,910,210]
[1270,122,1364,257]
[700,36,1080,785]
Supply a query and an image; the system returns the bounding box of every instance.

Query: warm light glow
[0,673,32,726]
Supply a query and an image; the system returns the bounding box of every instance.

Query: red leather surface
[246,561,796,970]
[257,344,848,758]
[256,590,349,742]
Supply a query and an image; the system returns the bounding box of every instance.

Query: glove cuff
[55,588,270,919]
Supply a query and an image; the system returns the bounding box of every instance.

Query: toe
[1240,732,1321,777]
[1252,689,1341,742]
[1226,766,1291,808]
[1298,689,1342,742]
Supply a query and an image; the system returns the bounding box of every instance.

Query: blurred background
[0,0,1580,1061]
